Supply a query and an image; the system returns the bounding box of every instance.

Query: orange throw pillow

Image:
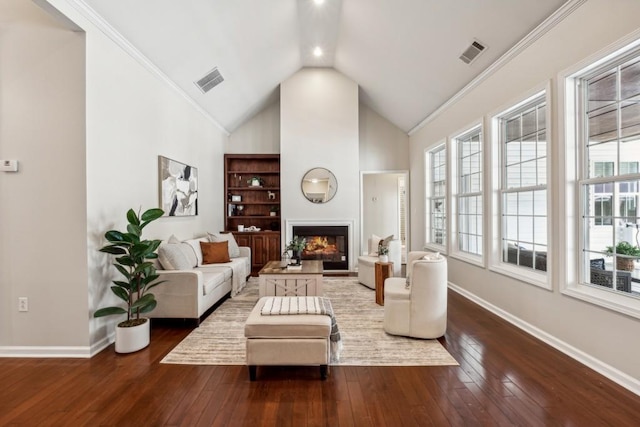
[200,241,230,264]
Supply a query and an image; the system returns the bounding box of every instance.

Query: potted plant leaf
[286,235,307,265]
[95,207,164,353]
[604,241,640,271]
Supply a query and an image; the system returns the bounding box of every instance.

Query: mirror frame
[301,167,338,203]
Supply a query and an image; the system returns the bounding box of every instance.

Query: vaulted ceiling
[81,0,568,134]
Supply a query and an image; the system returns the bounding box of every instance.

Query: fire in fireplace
[292,225,348,271]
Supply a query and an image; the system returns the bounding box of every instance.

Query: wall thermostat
[1,160,19,172]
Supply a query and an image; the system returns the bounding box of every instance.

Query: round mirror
[301,167,338,203]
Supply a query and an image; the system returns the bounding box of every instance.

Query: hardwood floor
[1,290,639,426]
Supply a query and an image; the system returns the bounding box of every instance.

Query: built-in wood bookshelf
[224,154,281,274]
[224,154,280,232]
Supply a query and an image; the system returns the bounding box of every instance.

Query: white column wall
[280,68,359,269]
[409,0,640,387]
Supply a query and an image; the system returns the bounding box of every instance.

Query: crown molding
[408,0,588,136]
[67,0,230,136]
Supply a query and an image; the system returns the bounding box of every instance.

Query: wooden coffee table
[258,260,324,297]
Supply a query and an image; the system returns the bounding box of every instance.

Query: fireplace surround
[286,220,354,272]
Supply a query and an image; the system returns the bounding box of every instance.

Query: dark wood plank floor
[1,290,639,426]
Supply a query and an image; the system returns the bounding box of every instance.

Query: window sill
[562,284,640,320]
[490,263,552,290]
[449,251,484,268]
[424,243,447,255]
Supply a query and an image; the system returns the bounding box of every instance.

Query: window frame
[425,143,447,252]
[561,33,640,319]
[450,123,484,267]
[490,88,552,290]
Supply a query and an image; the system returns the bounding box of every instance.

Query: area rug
[160,277,458,366]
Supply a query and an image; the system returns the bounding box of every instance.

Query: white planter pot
[379,255,389,263]
[115,317,150,353]
[270,212,277,216]
[250,179,261,187]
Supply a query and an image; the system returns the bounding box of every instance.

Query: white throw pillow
[207,232,240,258]
[369,234,382,256]
[183,237,208,266]
[422,252,441,261]
[158,243,196,270]
[380,234,394,248]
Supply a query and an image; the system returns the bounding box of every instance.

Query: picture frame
[159,155,198,216]
[231,195,242,202]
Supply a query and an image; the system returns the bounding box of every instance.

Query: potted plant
[269,206,279,217]
[378,245,389,263]
[247,176,264,187]
[95,207,165,353]
[286,235,307,265]
[604,241,640,271]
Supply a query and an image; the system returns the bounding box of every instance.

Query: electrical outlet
[18,297,28,312]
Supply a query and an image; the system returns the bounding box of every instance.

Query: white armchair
[357,236,402,289]
[383,251,447,339]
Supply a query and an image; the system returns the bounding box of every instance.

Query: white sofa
[150,234,251,324]
[358,236,402,289]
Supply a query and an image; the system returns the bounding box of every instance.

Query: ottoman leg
[320,365,328,380]
[248,365,257,381]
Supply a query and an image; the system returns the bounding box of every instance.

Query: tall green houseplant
[95,207,164,327]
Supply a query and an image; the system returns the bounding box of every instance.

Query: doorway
[360,171,409,264]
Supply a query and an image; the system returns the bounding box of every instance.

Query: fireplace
[291,225,349,271]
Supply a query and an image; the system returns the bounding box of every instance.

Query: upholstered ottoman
[244,296,332,380]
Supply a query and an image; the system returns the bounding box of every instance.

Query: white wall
[409,0,640,388]
[226,100,280,154]
[359,104,409,171]
[84,18,227,351]
[0,0,228,355]
[280,68,360,268]
[362,173,402,251]
[0,0,88,350]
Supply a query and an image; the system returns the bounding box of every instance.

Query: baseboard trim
[0,335,112,358]
[448,282,640,397]
[0,345,92,358]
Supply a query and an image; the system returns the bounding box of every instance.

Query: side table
[375,261,393,305]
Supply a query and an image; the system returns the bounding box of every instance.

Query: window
[578,51,640,296]
[427,145,446,247]
[592,161,638,225]
[498,94,548,274]
[455,127,483,257]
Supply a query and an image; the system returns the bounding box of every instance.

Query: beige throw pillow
[158,243,196,270]
[207,232,240,258]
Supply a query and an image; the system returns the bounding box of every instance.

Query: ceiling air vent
[459,40,486,65]
[195,67,224,94]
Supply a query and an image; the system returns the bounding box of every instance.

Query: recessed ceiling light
[314,0,325,5]
[313,46,323,57]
